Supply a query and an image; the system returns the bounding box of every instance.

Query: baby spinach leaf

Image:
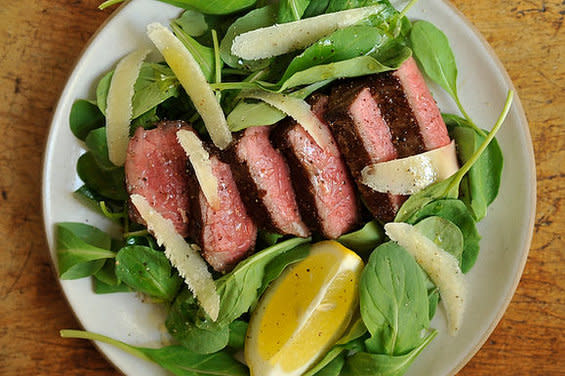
[77,152,128,201]
[215,237,310,326]
[414,216,464,263]
[97,63,180,119]
[394,91,513,223]
[85,127,112,167]
[304,317,368,376]
[341,329,437,376]
[360,242,429,355]
[338,220,384,257]
[445,114,504,221]
[73,185,126,224]
[227,320,248,350]
[407,199,480,273]
[60,330,248,376]
[278,25,385,84]
[69,99,105,141]
[56,222,115,280]
[94,258,121,286]
[278,0,311,23]
[409,21,481,134]
[167,289,231,354]
[93,278,132,294]
[115,246,183,301]
[219,5,276,71]
[175,10,209,37]
[313,355,346,376]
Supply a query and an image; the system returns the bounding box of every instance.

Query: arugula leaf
[69,100,105,141]
[215,237,310,326]
[313,355,346,376]
[56,222,115,280]
[341,330,437,376]
[394,91,513,223]
[115,246,183,301]
[444,114,504,221]
[166,289,231,354]
[278,0,311,23]
[414,216,464,263]
[409,21,482,134]
[360,242,429,355]
[219,5,277,71]
[338,220,384,257]
[407,199,480,273]
[60,330,248,376]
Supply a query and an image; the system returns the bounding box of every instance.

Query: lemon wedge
[245,240,363,376]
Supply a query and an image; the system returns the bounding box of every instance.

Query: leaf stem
[60,329,152,363]
[211,29,222,102]
[98,0,124,10]
[454,95,486,137]
[449,90,513,187]
[400,0,420,17]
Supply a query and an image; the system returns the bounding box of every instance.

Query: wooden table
[0,0,563,374]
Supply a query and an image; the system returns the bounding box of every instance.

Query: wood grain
[0,0,562,375]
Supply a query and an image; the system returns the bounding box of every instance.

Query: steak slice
[272,94,360,239]
[225,126,310,238]
[187,136,257,273]
[326,57,450,222]
[125,121,192,237]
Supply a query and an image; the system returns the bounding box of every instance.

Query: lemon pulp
[245,240,363,376]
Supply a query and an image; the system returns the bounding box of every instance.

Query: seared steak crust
[272,94,360,239]
[223,127,309,237]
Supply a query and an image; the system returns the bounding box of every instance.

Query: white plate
[42,0,536,375]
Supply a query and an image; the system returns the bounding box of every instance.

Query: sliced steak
[225,126,310,238]
[125,121,192,237]
[326,57,450,222]
[187,137,257,273]
[272,94,360,239]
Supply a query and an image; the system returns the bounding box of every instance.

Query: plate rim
[41,1,537,375]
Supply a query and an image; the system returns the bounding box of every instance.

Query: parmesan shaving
[105,48,150,166]
[176,129,220,210]
[147,23,232,150]
[361,141,458,195]
[384,222,466,335]
[243,90,330,148]
[131,194,220,321]
[231,5,385,60]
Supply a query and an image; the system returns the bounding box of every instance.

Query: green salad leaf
[341,330,438,376]
[60,330,248,376]
[278,0,311,23]
[360,242,429,355]
[56,222,115,280]
[69,99,105,141]
[115,245,183,301]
